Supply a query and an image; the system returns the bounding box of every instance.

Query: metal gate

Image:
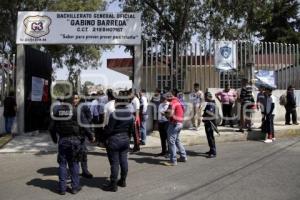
[141,40,300,92]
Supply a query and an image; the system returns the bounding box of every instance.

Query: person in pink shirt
[215,83,237,127]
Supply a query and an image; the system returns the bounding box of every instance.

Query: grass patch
[0,134,12,148]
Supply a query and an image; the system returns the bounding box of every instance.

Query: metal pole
[16,45,25,134]
[133,44,143,92]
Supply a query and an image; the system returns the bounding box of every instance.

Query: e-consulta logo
[24,15,52,38]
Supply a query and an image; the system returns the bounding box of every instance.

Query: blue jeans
[5,117,15,133]
[58,138,80,192]
[140,114,148,143]
[167,122,187,163]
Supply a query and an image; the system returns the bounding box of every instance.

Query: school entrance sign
[16,12,141,45]
[16,12,143,134]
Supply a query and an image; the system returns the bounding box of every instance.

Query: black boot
[81,162,93,179]
[103,181,118,192]
[117,177,126,187]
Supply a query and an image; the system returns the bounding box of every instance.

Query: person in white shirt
[139,89,148,145]
[157,95,169,156]
[129,89,141,152]
[262,88,275,143]
[189,83,204,130]
[103,89,116,126]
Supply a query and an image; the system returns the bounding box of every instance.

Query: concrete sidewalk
[0,122,299,153]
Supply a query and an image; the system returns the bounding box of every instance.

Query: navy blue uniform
[202,101,217,156]
[49,104,93,193]
[104,105,134,189]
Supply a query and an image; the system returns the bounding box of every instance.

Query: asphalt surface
[0,137,300,200]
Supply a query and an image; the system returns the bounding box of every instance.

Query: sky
[55,0,132,88]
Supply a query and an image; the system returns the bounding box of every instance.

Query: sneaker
[162,161,177,166]
[272,138,276,141]
[293,122,299,125]
[177,157,187,162]
[264,139,273,143]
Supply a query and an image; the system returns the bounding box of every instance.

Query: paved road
[1,137,300,200]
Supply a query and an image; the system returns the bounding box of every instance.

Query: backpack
[279,94,287,106]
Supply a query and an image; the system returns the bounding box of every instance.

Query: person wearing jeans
[139,90,148,145]
[3,91,17,135]
[164,92,187,166]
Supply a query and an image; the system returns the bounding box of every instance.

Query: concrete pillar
[16,45,25,134]
[133,44,143,92]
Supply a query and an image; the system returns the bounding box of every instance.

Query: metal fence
[140,40,300,93]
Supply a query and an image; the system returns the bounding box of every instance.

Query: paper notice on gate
[215,41,237,71]
[31,76,44,101]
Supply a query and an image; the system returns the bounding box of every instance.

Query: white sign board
[214,41,237,71]
[255,70,277,89]
[16,12,141,45]
[31,76,44,101]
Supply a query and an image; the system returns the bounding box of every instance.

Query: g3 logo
[31,22,43,31]
[24,15,51,38]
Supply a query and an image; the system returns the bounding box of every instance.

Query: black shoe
[293,122,299,125]
[58,190,66,195]
[71,187,81,194]
[204,151,211,155]
[235,129,244,133]
[103,182,118,192]
[82,172,93,179]
[117,179,126,187]
[131,147,140,153]
[285,123,292,125]
[207,154,216,158]
[140,141,146,145]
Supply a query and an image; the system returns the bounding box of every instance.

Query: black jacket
[286,91,296,108]
[49,104,93,143]
[104,106,134,139]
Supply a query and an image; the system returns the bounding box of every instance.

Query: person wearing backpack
[285,85,299,125]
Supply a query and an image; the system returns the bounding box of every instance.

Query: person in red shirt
[163,92,187,166]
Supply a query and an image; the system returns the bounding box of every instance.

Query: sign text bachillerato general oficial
[16,12,141,45]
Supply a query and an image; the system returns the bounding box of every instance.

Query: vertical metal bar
[150,40,153,91]
[273,42,276,81]
[239,41,242,77]
[280,43,284,89]
[145,40,148,92]
[195,42,198,88]
[253,42,256,71]
[268,42,272,71]
[191,43,194,91]
[204,41,207,91]
[276,43,280,89]
[209,39,212,87]
[175,42,179,90]
[165,43,168,90]
[292,44,295,87]
[285,44,288,89]
[185,43,188,91]
[160,42,163,91]
[200,43,203,90]
[297,44,299,88]
[288,44,292,85]
[170,42,174,90]
[155,42,158,90]
[180,43,184,91]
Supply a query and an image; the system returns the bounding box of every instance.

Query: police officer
[202,92,217,158]
[73,93,94,178]
[102,91,134,192]
[49,97,95,195]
